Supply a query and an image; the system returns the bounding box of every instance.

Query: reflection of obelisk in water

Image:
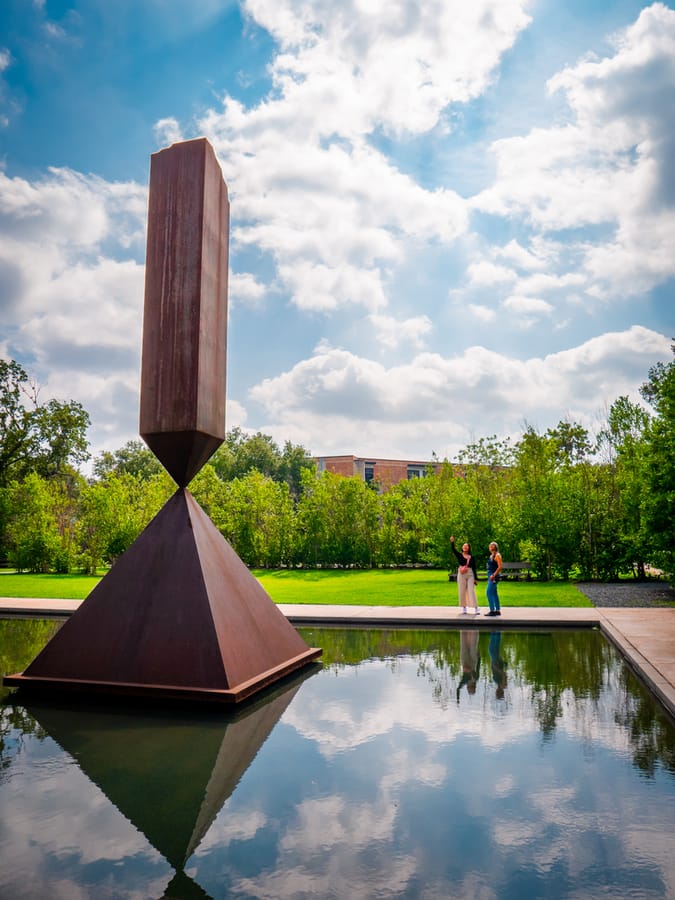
[24,670,312,899]
[4,138,321,703]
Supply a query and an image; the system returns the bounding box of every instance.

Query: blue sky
[1,0,673,465]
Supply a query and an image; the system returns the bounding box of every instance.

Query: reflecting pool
[1,620,674,899]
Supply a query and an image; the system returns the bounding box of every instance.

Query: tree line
[0,350,673,580]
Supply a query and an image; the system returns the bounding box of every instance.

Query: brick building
[314,455,441,491]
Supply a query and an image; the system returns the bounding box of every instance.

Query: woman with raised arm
[449,536,480,615]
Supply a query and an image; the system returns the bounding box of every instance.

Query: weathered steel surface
[5,489,320,702]
[3,137,321,705]
[140,137,229,487]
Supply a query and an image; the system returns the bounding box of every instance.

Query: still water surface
[1,620,674,899]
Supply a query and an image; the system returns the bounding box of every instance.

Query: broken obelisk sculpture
[4,138,321,703]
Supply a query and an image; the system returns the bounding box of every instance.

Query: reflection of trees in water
[418,646,462,710]
[512,631,675,776]
[0,617,64,689]
[298,626,460,670]
[0,702,48,781]
[300,626,675,774]
[299,626,464,706]
[1,618,63,778]
[614,667,675,777]
[4,623,673,786]
[509,631,615,741]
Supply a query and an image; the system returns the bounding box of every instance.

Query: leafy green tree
[456,436,516,567]
[4,473,67,572]
[76,478,126,574]
[599,396,650,462]
[295,470,379,567]
[210,427,314,498]
[76,472,172,573]
[213,471,296,567]
[597,396,651,578]
[380,476,431,565]
[277,440,317,499]
[30,399,90,479]
[189,464,228,523]
[295,469,333,566]
[195,462,300,565]
[546,421,593,579]
[378,486,410,565]
[92,439,163,480]
[639,345,675,574]
[424,462,464,568]
[211,428,280,481]
[0,359,90,485]
[545,420,593,466]
[511,427,566,580]
[331,474,380,567]
[458,435,516,469]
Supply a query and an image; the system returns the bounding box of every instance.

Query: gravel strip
[575,581,675,608]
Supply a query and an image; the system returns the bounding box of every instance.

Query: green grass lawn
[0,571,106,599]
[254,569,591,607]
[0,568,591,607]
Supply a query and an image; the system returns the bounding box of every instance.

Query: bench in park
[499,562,532,581]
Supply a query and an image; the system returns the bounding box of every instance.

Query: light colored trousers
[457,569,478,608]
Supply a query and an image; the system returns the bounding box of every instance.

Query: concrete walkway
[1,598,673,721]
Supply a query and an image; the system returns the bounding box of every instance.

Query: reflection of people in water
[456,630,480,702]
[489,631,507,700]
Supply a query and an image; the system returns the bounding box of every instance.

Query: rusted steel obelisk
[4,138,321,703]
[140,138,229,485]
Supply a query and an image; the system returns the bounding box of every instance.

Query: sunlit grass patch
[0,567,592,607]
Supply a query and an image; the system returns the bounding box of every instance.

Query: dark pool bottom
[0,624,673,899]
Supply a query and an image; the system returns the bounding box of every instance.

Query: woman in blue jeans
[486,541,503,616]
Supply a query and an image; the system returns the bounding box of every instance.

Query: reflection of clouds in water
[0,734,170,899]
[553,671,638,757]
[380,748,446,792]
[457,871,500,900]
[489,769,675,892]
[284,663,420,754]
[623,829,675,900]
[530,784,577,818]
[193,717,425,897]
[195,787,420,898]
[285,658,539,756]
[493,820,540,849]
[193,806,267,851]
[231,853,418,900]
[494,773,515,797]
[282,796,345,851]
[278,656,674,899]
[279,794,397,851]
[232,866,330,900]
[4,635,671,900]
[403,871,499,900]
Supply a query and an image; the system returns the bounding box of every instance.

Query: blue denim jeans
[486,577,500,612]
